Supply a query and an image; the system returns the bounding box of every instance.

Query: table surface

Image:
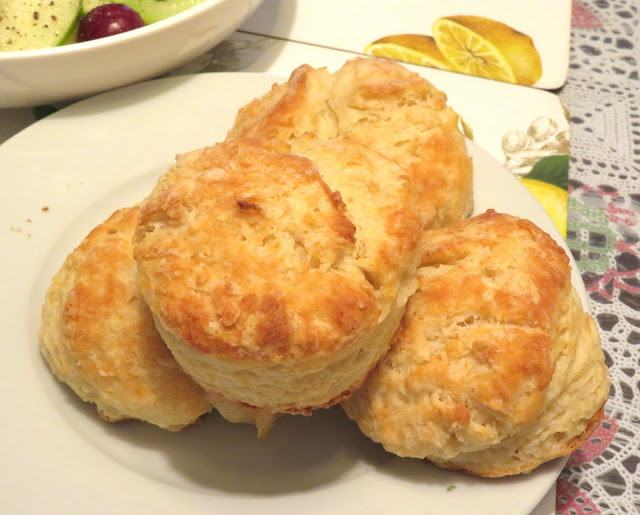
[553,2,639,513]
[0,1,637,514]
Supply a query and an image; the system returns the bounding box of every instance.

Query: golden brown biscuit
[227,57,473,229]
[40,206,211,431]
[208,393,279,439]
[133,137,422,414]
[342,210,610,476]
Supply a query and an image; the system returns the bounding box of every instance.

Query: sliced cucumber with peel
[81,0,204,25]
[0,0,203,51]
[0,0,81,51]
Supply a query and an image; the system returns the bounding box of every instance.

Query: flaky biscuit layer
[133,137,421,413]
[40,206,211,431]
[227,57,473,228]
[342,211,610,476]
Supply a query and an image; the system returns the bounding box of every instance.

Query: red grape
[77,4,145,42]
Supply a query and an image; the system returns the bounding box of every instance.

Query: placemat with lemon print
[241,0,572,89]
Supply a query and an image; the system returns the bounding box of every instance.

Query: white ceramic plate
[0,73,580,514]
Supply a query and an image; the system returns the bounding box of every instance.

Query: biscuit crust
[39,206,211,431]
[342,211,610,476]
[227,57,473,229]
[133,138,422,413]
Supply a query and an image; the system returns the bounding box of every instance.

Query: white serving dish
[0,0,263,107]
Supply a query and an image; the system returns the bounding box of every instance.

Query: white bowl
[0,0,263,108]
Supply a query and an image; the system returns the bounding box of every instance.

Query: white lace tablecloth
[555,1,639,513]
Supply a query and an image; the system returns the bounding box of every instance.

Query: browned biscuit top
[39,206,210,430]
[133,137,420,363]
[418,209,570,331]
[227,57,473,228]
[342,210,609,473]
[229,64,336,142]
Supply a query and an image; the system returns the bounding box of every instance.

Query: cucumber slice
[124,0,204,24]
[0,0,81,51]
[81,0,112,16]
[58,19,79,45]
[81,0,203,25]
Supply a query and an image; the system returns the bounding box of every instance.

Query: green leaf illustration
[524,155,569,191]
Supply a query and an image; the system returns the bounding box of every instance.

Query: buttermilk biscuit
[208,394,279,439]
[227,57,473,229]
[133,137,422,415]
[342,210,610,477]
[39,206,211,431]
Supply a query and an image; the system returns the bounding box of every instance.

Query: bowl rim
[0,0,231,61]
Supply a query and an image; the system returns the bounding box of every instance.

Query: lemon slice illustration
[365,34,452,70]
[520,155,569,237]
[520,178,568,237]
[432,16,542,85]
